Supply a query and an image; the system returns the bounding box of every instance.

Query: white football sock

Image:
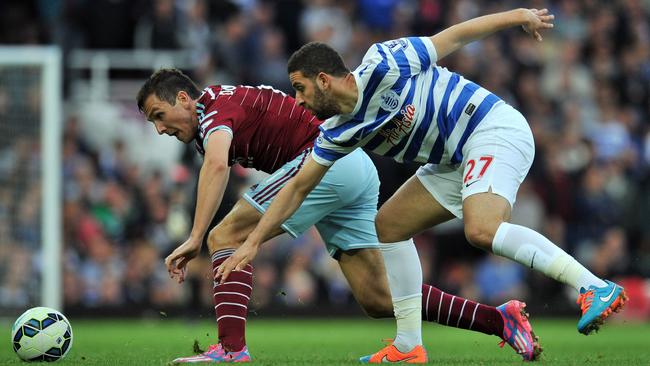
[492,222,607,291]
[379,239,422,353]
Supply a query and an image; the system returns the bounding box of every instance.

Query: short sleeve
[311,132,355,166]
[370,37,438,78]
[198,100,242,151]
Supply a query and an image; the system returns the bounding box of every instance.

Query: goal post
[0,47,63,311]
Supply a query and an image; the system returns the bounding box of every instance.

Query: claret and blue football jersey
[312,37,504,167]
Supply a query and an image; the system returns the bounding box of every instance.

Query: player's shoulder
[355,42,403,83]
[198,85,219,101]
[199,85,235,102]
[360,38,412,61]
[198,85,246,111]
[319,114,350,130]
[199,84,250,99]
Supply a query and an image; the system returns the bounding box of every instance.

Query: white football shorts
[415,102,535,218]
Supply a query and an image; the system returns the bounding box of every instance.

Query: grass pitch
[1,317,648,365]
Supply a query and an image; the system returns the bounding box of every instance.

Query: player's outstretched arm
[165,131,232,283]
[431,8,554,60]
[216,157,330,283]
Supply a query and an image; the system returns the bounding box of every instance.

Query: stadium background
[0,0,649,325]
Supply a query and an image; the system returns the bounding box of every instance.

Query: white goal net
[0,47,62,314]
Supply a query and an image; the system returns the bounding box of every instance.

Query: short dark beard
[311,86,341,120]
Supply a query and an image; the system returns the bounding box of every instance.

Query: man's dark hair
[287,42,349,79]
[136,68,201,112]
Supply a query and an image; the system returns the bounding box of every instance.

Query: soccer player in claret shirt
[217,7,627,363]
[136,69,542,363]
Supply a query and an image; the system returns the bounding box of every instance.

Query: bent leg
[207,198,284,353]
[371,176,456,353]
[339,246,505,337]
[377,176,455,349]
[338,248,504,338]
[339,248,542,360]
[463,192,626,336]
[207,198,285,254]
[463,192,607,292]
[375,176,456,243]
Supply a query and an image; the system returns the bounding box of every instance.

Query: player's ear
[176,91,191,107]
[316,72,330,90]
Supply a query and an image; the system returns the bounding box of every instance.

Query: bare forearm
[432,8,529,59]
[247,180,308,244]
[449,9,526,42]
[246,157,329,246]
[190,160,229,241]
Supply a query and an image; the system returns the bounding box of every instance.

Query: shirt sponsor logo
[378,104,416,146]
[380,90,400,112]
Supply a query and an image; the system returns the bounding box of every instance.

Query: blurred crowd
[0,0,649,319]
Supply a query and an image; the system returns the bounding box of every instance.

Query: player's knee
[375,213,407,243]
[464,223,496,250]
[207,225,240,253]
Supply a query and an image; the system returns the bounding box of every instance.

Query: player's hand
[164,237,202,284]
[216,239,260,284]
[521,8,554,41]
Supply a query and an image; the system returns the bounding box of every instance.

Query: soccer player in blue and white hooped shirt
[218,8,627,363]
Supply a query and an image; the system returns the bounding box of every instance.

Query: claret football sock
[379,240,423,353]
[211,249,253,352]
[421,284,503,336]
[492,222,607,292]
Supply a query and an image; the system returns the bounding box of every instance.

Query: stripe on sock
[469,303,478,330]
[457,299,468,327]
[437,291,444,323]
[425,286,432,322]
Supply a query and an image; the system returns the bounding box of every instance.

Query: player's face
[142,92,196,143]
[290,71,340,120]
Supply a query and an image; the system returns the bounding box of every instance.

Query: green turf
[2,318,649,365]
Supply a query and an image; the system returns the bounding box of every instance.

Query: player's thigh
[460,105,534,248]
[338,248,393,318]
[207,198,284,252]
[376,175,456,243]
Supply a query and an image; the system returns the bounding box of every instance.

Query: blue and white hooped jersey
[312,36,504,166]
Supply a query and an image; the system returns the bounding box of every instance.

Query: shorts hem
[328,242,380,258]
[415,173,463,218]
[462,187,515,209]
[242,193,299,238]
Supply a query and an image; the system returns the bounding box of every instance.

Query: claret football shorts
[416,103,535,218]
[244,148,380,257]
